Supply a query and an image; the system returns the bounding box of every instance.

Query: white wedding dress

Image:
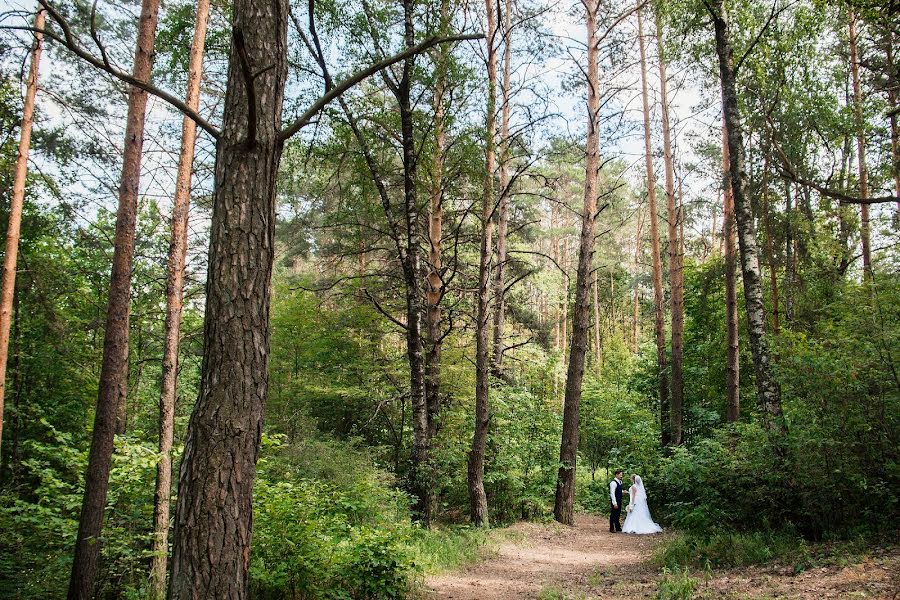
[622,475,663,534]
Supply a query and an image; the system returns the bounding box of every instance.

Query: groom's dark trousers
[609,504,622,532]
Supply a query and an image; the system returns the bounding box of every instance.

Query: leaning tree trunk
[469,0,498,527]
[492,0,513,370]
[150,0,209,596]
[167,0,289,596]
[68,0,161,595]
[0,7,43,452]
[722,123,740,422]
[849,12,872,279]
[712,0,785,436]
[636,3,669,446]
[657,18,683,445]
[553,0,600,526]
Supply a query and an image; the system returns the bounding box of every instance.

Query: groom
[609,469,624,533]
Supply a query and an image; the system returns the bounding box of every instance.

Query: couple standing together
[609,469,662,534]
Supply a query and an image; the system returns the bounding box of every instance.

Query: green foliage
[251,435,417,599]
[656,531,809,571]
[655,567,698,600]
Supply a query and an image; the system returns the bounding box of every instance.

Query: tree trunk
[0,7,43,452]
[887,37,900,223]
[425,0,449,468]
[712,0,785,435]
[166,0,288,595]
[849,12,871,278]
[632,209,643,352]
[554,0,600,526]
[395,0,432,527]
[150,0,209,596]
[592,273,601,369]
[68,0,160,595]
[637,3,669,446]
[724,131,741,420]
[657,19,683,445]
[469,0,498,527]
[492,0,513,370]
[760,150,780,335]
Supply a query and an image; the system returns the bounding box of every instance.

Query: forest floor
[424,514,900,599]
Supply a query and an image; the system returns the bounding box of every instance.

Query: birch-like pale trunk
[712,0,785,435]
[849,12,871,278]
[492,0,513,369]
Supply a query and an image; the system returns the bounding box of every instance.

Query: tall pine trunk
[0,7,43,451]
[722,124,740,422]
[167,0,289,594]
[637,3,669,446]
[554,0,600,526]
[712,0,784,435]
[657,19,683,445]
[492,0,513,370]
[469,0,498,527]
[425,0,450,448]
[631,209,643,352]
[68,0,161,595]
[849,12,871,278]
[150,0,209,595]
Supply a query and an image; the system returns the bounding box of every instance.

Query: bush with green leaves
[250,435,418,599]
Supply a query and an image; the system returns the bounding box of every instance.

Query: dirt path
[426,514,662,599]
[425,515,900,600]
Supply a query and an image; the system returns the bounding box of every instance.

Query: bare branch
[279,33,483,141]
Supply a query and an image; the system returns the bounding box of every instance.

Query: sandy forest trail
[425,514,900,600]
[426,514,661,599]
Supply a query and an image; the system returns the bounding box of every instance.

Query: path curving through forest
[427,514,662,599]
[426,514,900,600]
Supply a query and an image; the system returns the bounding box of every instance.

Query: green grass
[654,531,810,571]
[408,525,500,574]
[656,567,698,600]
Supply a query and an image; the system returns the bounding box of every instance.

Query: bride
[622,475,663,534]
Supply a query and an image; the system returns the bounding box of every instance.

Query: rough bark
[425,0,449,446]
[0,8,43,452]
[68,0,160,595]
[166,0,288,595]
[492,0,513,370]
[632,209,643,352]
[469,0,497,527]
[636,3,669,446]
[722,131,739,424]
[150,0,209,596]
[712,0,785,435]
[554,0,600,526]
[395,0,432,527]
[849,12,871,278]
[657,19,683,445]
